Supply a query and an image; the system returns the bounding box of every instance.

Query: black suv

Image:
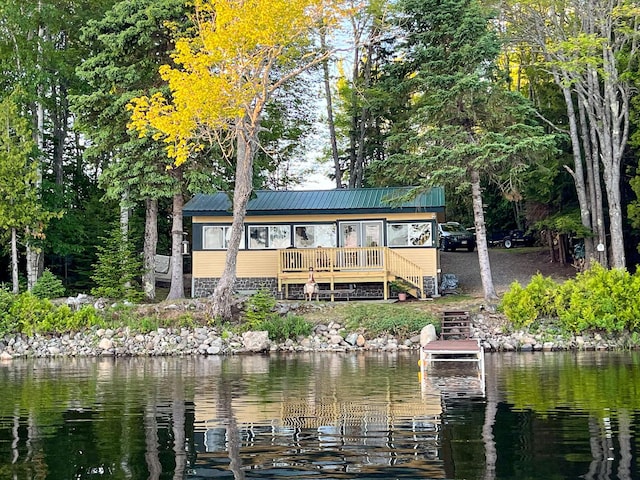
[438,222,476,252]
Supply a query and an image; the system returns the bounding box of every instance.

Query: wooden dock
[419,339,486,397]
[419,311,486,396]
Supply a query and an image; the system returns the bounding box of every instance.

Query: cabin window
[202,226,245,250]
[248,225,291,249]
[339,221,383,247]
[294,224,337,248]
[387,222,434,247]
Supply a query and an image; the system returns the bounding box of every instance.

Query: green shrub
[500,275,559,329]
[502,263,640,334]
[501,281,537,329]
[0,288,17,335]
[31,269,65,299]
[70,305,105,331]
[255,314,313,342]
[555,264,638,333]
[7,293,57,336]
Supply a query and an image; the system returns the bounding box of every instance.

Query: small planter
[389,279,412,301]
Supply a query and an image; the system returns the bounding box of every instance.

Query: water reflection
[1,351,639,479]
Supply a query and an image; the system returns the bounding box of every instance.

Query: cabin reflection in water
[191,356,487,477]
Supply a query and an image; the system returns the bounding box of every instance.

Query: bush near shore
[501,263,640,339]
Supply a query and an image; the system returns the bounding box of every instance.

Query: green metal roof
[183,186,445,217]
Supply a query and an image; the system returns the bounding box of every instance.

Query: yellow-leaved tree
[129,0,345,319]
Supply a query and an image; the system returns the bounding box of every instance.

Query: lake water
[1,351,639,479]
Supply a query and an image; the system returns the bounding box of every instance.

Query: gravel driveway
[439,247,576,297]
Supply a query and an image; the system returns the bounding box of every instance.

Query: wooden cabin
[183,187,445,300]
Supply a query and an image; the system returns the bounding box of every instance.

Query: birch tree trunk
[578,99,606,267]
[320,30,342,188]
[11,227,19,294]
[26,0,45,291]
[212,116,258,319]
[471,169,498,301]
[557,79,594,244]
[120,190,131,289]
[166,189,185,301]
[347,37,361,188]
[142,198,158,300]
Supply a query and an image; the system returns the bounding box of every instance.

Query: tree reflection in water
[2,352,640,479]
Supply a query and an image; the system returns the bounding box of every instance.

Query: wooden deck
[277,246,424,300]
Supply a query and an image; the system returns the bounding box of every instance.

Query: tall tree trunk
[577,99,599,267]
[52,81,68,186]
[167,187,185,301]
[143,198,158,300]
[212,117,257,320]
[557,78,593,246]
[26,3,45,291]
[352,40,373,188]
[11,227,19,294]
[347,42,360,188]
[120,190,131,289]
[471,169,498,301]
[577,73,627,268]
[320,30,341,189]
[603,164,626,268]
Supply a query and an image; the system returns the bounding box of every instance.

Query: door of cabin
[338,221,383,268]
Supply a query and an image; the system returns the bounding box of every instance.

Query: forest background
[2,0,640,318]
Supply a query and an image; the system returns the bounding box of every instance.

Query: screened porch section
[277,247,424,300]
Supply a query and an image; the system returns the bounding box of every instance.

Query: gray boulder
[242,331,270,352]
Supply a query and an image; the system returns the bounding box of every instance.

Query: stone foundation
[192,277,278,298]
[193,276,437,300]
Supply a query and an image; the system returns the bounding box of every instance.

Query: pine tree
[91,222,144,302]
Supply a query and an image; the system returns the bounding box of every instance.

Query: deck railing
[384,248,423,292]
[279,246,385,272]
[277,247,423,297]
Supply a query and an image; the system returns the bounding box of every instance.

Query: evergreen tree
[368,0,557,301]
[91,222,144,301]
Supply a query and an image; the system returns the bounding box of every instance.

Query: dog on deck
[304,267,319,301]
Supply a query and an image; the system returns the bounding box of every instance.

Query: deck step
[440,310,471,340]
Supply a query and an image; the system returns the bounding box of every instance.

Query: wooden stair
[440,310,471,340]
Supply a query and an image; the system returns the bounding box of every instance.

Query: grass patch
[343,303,438,338]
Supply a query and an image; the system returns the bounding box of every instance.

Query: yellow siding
[193,248,438,278]
[394,248,438,275]
[192,250,279,277]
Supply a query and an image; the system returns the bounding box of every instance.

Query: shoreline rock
[0,310,635,359]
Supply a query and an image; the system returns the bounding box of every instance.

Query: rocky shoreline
[0,308,635,360]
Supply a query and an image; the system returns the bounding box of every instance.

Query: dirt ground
[439,246,577,298]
